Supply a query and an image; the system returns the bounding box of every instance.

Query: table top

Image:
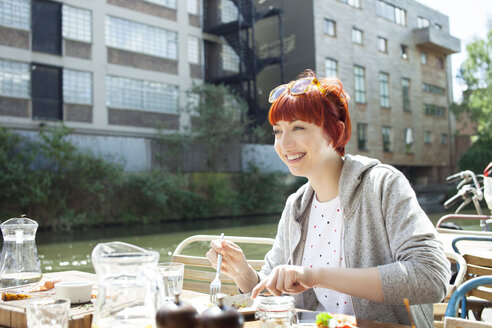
[0,271,411,328]
[244,318,411,328]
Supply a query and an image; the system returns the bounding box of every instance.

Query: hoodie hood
[339,154,380,214]
[289,154,379,221]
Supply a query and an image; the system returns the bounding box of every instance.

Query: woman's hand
[206,239,258,292]
[251,265,314,298]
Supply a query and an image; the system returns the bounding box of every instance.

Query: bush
[0,126,293,230]
[458,136,492,174]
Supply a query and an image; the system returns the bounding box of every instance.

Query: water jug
[0,217,42,288]
[91,241,165,328]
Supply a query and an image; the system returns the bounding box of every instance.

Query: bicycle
[440,169,490,231]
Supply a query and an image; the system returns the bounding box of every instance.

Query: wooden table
[0,271,411,328]
[244,318,411,327]
[0,271,96,328]
[0,270,207,328]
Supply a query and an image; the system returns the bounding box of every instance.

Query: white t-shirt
[300,195,355,315]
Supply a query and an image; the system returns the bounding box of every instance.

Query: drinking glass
[158,262,184,301]
[26,298,70,328]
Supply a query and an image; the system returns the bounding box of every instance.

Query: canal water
[28,210,485,274]
[36,215,280,274]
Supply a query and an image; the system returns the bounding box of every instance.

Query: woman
[206,69,450,327]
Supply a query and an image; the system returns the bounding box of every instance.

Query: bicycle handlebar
[444,192,464,209]
[446,172,466,184]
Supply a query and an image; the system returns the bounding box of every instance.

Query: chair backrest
[171,234,275,295]
[445,276,492,318]
[462,253,492,301]
[433,252,468,322]
[445,252,467,299]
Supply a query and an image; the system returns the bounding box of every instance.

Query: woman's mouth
[286,153,305,163]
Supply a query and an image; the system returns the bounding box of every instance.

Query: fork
[210,232,224,303]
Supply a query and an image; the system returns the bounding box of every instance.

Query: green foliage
[457,135,492,174]
[454,27,492,140]
[235,164,284,213]
[0,126,291,230]
[185,83,250,170]
[0,126,122,229]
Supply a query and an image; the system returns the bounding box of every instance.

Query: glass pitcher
[91,241,164,328]
[0,217,42,288]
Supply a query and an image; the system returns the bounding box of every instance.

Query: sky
[415,0,492,101]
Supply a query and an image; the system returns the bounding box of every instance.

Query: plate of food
[297,312,357,328]
[188,292,257,315]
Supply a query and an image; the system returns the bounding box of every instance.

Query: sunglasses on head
[268,77,327,103]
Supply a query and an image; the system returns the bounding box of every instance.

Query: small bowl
[54,281,93,304]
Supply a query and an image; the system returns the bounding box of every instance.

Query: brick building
[0,0,460,183]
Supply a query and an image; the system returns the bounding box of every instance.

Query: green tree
[454,27,492,172]
[185,83,250,170]
[455,27,492,139]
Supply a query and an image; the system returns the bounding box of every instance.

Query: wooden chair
[460,254,492,320]
[171,234,275,295]
[444,316,492,328]
[452,236,492,320]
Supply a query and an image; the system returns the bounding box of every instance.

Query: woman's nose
[278,132,295,148]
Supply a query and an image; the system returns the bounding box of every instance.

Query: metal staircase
[203,0,285,125]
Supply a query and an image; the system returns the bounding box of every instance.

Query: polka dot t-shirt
[301,195,354,315]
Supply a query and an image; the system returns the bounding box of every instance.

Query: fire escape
[203,0,285,126]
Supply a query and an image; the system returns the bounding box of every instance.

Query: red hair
[268,69,351,156]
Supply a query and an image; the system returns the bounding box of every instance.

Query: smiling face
[273,120,340,179]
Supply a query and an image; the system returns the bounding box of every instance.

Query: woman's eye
[293,126,304,131]
[272,130,281,135]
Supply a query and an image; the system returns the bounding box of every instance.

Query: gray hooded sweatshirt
[259,154,450,327]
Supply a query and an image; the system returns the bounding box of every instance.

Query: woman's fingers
[252,278,268,298]
[206,249,218,268]
[252,266,312,298]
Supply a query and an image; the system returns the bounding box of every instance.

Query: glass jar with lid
[255,295,296,328]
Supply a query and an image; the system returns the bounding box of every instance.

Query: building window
[422,83,445,95]
[376,0,406,26]
[441,133,447,145]
[325,58,337,78]
[63,69,92,105]
[324,19,336,37]
[400,44,408,60]
[105,16,178,60]
[222,44,239,72]
[62,5,91,43]
[434,23,442,30]
[357,123,368,151]
[377,36,387,53]
[424,104,446,117]
[0,0,30,29]
[405,128,413,153]
[379,72,390,108]
[337,0,361,8]
[221,0,238,23]
[420,52,427,64]
[32,0,61,55]
[188,35,200,64]
[143,0,176,9]
[437,57,444,69]
[354,65,365,103]
[402,78,410,112]
[31,64,62,120]
[352,27,363,44]
[417,16,430,28]
[382,126,392,152]
[187,0,198,15]
[424,131,432,144]
[0,59,30,98]
[106,75,179,114]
